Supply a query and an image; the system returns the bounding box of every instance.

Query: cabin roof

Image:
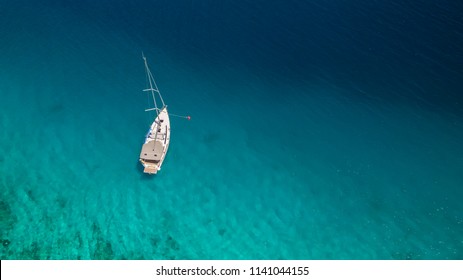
[140,140,164,161]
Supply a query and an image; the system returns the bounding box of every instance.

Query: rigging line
[144,64,153,121]
[150,70,165,107]
[143,54,165,109]
[143,55,159,115]
[170,113,191,120]
[146,90,153,121]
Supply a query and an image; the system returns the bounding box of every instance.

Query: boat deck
[143,165,158,174]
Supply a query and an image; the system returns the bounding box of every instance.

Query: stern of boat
[140,159,160,174]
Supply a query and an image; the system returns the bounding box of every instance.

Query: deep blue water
[1,0,462,259]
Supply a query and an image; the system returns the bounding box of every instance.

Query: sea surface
[1,0,462,259]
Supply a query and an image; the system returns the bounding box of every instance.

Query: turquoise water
[1,0,462,259]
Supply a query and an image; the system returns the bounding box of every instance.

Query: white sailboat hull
[139,107,171,174]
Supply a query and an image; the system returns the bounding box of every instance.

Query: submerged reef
[91,222,114,259]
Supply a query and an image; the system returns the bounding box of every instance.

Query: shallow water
[0,0,462,259]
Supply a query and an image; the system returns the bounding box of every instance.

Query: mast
[142,53,165,115]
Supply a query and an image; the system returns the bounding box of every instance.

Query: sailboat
[139,54,171,174]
